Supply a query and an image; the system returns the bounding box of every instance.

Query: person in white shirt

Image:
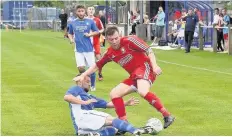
[130,10,140,35]
[213,8,224,52]
[168,20,178,45]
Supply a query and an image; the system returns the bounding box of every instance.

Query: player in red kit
[73,26,175,129]
[87,6,104,81]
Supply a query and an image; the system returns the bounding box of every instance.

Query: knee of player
[139,92,147,98]
[136,89,149,97]
[110,88,119,98]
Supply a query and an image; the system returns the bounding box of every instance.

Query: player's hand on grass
[153,66,162,76]
[126,97,139,106]
[73,75,84,82]
[85,99,97,105]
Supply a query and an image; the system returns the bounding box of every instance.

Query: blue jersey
[65,86,107,134]
[69,18,99,53]
[223,15,230,34]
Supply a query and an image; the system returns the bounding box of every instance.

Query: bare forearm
[68,34,74,41]
[82,64,99,77]
[90,31,99,37]
[148,50,158,68]
[106,101,129,108]
[99,29,104,34]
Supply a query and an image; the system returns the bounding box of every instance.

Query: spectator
[222,8,230,51]
[59,9,68,38]
[168,20,178,45]
[130,10,140,35]
[213,8,224,52]
[173,10,187,48]
[182,8,199,53]
[67,12,75,36]
[143,14,150,24]
[151,6,165,46]
[143,14,150,38]
[99,10,106,47]
[194,7,203,21]
[129,11,136,24]
[174,10,182,20]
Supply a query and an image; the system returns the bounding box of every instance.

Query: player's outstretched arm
[82,64,98,77]
[64,94,97,105]
[73,64,99,82]
[106,97,139,108]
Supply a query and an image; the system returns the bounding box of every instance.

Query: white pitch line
[158,60,232,76]
[16,32,232,76]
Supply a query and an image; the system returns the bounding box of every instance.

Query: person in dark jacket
[59,9,68,38]
[182,8,199,53]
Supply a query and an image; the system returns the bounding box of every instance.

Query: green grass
[1,30,232,136]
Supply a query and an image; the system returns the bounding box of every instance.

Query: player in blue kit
[68,5,99,91]
[64,74,154,136]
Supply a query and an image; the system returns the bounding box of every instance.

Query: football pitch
[1,30,232,136]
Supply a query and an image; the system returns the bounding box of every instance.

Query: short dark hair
[105,26,119,36]
[76,5,85,10]
[215,8,219,11]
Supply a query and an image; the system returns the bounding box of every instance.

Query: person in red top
[73,26,175,129]
[87,6,104,81]
[194,8,202,21]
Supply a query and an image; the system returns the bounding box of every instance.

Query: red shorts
[94,43,101,55]
[122,62,156,87]
[224,34,228,40]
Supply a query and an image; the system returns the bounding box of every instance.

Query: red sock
[144,92,171,117]
[112,97,127,120]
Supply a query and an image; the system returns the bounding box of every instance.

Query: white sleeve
[213,15,219,25]
[174,24,177,30]
[135,15,140,21]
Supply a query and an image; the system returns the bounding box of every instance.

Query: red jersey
[93,17,103,46]
[96,36,152,74]
[196,11,202,21]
